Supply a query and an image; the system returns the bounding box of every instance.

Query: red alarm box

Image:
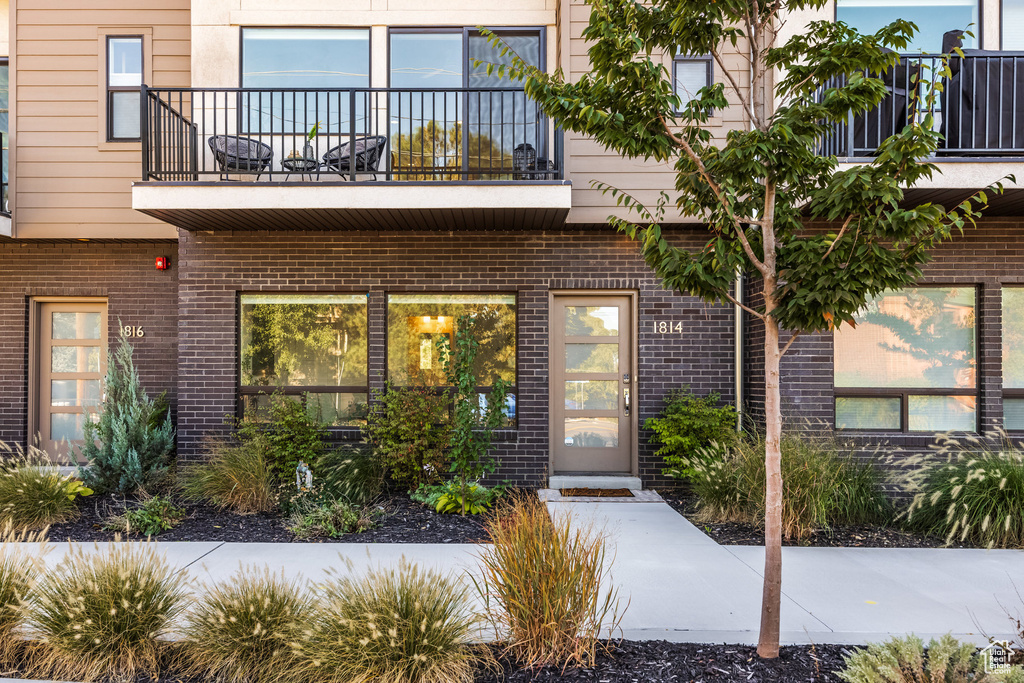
[155,256,169,270]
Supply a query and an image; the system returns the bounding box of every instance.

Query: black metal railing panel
[1,133,8,215]
[141,86,564,182]
[816,52,1024,158]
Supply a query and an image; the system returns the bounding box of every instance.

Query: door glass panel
[51,379,101,407]
[51,413,84,441]
[565,306,619,335]
[51,346,100,373]
[564,417,619,448]
[564,380,618,410]
[565,344,618,373]
[908,395,976,431]
[52,312,101,340]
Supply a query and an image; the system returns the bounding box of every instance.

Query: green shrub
[315,444,384,506]
[437,315,511,515]
[645,388,737,481]
[183,566,310,683]
[0,461,92,531]
[413,480,502,515]
[237,392,329,482]
[26,542,188,682]
[0,526,43,666]
[365,383,448,492]
[235,393,327,483]
[79,336,175,494]
[179,435,277,514]
[104,495,185,536]
[475,494,622,670]
[838,634,1002,683]
[691,433,890,541]
[299,559,485,683]
[287,496,376,538]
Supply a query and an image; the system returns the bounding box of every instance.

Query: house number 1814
[653,321,683,334]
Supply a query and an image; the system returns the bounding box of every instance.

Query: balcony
[818,52,1024,213]
[131,87,571,232]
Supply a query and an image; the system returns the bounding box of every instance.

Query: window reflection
[239,294,368,426]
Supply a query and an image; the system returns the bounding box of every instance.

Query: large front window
[239,294,368,425]
[834,287,977,431]
[836,0,978,52]
[387,293,516,421]
[240,28,371,134]
[1004,287,1024,430]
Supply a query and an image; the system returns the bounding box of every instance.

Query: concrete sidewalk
[16,500,1024,647]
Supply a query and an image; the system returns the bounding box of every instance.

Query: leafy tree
[482,0,1007,656]
[79,336,175,494]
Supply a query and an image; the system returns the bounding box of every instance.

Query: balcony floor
[132,180,573,232]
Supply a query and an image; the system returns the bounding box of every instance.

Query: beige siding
[560,0,753,225]
[12,0,189,238]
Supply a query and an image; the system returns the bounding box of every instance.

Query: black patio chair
[207,135,274,179]
[321,135,388,180]
[513,143,557,179]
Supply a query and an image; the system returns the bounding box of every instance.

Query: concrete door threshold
[548,474,642,490]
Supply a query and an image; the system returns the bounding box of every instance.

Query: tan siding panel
[15,0,191,239]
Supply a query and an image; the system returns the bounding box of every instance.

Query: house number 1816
[653,321,683,334]
[121,325,145,338]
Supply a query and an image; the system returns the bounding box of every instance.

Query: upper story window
[389,29,542,89]
[388,29,544,179]
[240,28,370,134]
[834,287,977,432]
[836,0,978,52]
[107,36,143,141]
[1003,287,1024,429]
[1004,0,1024,49]
[673,55,712,108]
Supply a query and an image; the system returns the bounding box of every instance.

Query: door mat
[559,488,634,498]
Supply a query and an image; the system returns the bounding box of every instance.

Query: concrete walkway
[14,500,1024,647]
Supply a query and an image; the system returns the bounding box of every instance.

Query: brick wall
[0,240,179,448]
[176,227,737,486]
[743,219,1024,460]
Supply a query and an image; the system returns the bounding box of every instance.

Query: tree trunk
[756,314,783,659]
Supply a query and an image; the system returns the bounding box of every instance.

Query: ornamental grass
[906,432,1024,549]
[475,494,623,671]
[182,565,310,683]
[690,433,890,541]
[837,633,1017,683]
[179,436,277,514]
[299,558,486,683]
[0,525,46,667]
[0,443,92,531]
[24,542,189,682]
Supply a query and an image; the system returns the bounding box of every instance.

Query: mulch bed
[45,492,489,544]
[1,641,853,682]
[659,491,960,549]
[477,641,851,682]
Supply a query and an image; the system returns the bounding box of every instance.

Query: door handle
[623,387,630,417]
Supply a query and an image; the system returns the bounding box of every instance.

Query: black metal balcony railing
[818,52,1024,158]
[1,133,8,215]
[141,86,564,182]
